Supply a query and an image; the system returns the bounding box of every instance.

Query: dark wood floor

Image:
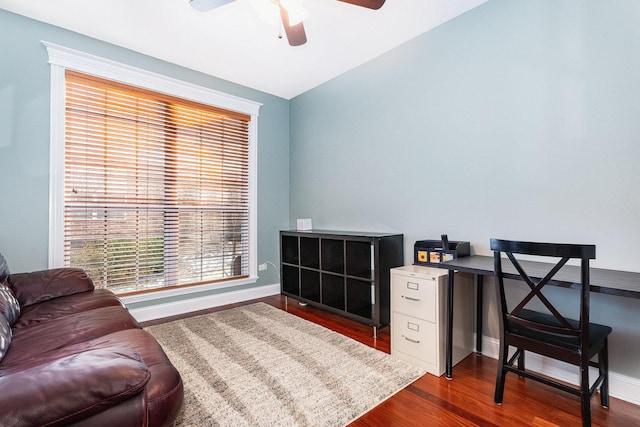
[143,295,640,426]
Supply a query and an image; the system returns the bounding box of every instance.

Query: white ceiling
[0,0,487,99]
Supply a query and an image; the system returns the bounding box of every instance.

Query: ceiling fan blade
[279,3,307,46]
[189,0,235,12]
[337,0,385,10]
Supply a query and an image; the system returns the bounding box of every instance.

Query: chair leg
[517,348,525,377]
[581,399,591,427]
[494,341,508,404]
[600,338,610,409]
[580,356,591,427]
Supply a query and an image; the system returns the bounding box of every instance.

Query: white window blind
[64,70,251,294]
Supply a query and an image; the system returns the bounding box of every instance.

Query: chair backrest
[490,238,596,344]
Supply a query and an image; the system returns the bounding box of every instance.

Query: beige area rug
[146,302,425,427]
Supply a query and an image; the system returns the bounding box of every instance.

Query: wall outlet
[258,262,268,271]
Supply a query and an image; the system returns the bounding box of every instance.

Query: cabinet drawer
[392,274,437,322]
[392,312,437,364]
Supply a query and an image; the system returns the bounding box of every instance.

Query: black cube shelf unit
[280,230,404,333]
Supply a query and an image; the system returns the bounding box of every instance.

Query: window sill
[120,275,259,305]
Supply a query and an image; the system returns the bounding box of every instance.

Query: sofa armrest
[0,348,150,427]
[8,268,94,307]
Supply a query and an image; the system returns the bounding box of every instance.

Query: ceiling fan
[189,0,386,46]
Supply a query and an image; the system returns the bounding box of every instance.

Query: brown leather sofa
[0,255,183,426]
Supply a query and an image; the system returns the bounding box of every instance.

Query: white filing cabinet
[390,265,473,376]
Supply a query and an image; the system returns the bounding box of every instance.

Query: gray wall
[0,9,290,295]
[289,0,640,378]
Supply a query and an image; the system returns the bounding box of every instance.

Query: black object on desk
[414,234,470,266]
[435,255,640,379]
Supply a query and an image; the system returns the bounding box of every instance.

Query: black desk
[436,255,640,379]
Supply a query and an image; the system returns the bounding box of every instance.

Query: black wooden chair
[490,238,612,427]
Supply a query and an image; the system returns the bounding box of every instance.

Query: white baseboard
[126,283,281,323]
[476,334,640,406]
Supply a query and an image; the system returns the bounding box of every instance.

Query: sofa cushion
[14,289,123,329]
[2,328,183,427]
[0,282,20,326]
[69,392,147,427]
[0,347,150,427]
[8,268,94,307]
[1,305,140,367]
[51,329,184,426]
[0,314,11,363]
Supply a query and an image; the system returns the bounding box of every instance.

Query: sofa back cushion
[0,314,11,363]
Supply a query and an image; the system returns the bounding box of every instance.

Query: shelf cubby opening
[321,239,344,274]
[346,241,374,279]
[300,269,321,303]
[300,237,320,269]
[281,235,299,265]
[322,273,345,310]
[282,264,300,296]
[346,278,373,320]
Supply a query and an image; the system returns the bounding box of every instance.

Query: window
[46,43,260,297]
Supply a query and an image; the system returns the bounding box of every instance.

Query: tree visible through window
[64,70,250,294]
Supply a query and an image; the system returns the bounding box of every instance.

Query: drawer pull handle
[402,295,420,302]
[404,336,421,344]
[407,281,419,290]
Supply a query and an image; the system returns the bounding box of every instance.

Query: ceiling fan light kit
[278,0,310,26]
[190,0,385,46]
[279,3,307,46]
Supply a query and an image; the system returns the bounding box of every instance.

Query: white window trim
[45,41,262,302]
